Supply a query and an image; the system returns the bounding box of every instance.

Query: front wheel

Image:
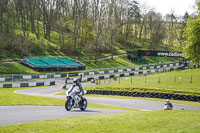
[65,98,72,111]
[80,98,87,111]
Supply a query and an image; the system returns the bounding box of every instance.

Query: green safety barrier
[20,83,29,87]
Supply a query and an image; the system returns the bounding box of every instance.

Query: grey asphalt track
[1,79,200,126]
[0,106,132,126]
[15,81,200,111]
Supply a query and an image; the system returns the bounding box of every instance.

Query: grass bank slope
[0,56,182,74]
[85,68,200,96]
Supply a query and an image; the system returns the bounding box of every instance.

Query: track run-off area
[0,79,200,126]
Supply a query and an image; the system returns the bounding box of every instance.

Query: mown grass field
[84,68,200,96]
[0,87,64,106]
[0,111,199,133]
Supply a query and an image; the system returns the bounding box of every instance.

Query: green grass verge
[0,111,199,133]
[84,68,200,96]
[0,87,64,106]
[88,103,138,111]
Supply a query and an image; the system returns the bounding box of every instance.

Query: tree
[138,3,150,41]
[146,11,165,50]
[183,2,200,64]
[0,0,9,35]
[165,11,177,46]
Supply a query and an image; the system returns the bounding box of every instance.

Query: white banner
[0,78,5,82]
[29,82,37,87]
[39,75,47,79]
[23,75,32,79]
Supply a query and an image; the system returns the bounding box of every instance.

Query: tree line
[0,0,191,62]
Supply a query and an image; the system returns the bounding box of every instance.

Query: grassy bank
[0,63,38,74]
[85,56,182,69]
[0,56,182,74]
[0,111,199,133]
[84,68,200,96]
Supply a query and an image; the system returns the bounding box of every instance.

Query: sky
[138,0,196,16]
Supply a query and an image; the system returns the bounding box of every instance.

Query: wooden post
[174,76,176,83]
[131,77,132,84]
[158,76,160,83]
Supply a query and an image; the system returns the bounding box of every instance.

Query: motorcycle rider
[62,74,70,89]
[67,78,84,106]
[164,99,173,110]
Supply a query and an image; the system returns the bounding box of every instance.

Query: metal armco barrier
[79,65,187,82]
[86,90,200,102]
[0,81,55,88]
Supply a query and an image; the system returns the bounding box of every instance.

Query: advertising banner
[138,50,184,57]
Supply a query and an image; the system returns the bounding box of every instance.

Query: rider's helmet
[166,99,170,102]
[73,78,79,84]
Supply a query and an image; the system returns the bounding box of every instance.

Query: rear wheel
[65,99,72,111]
[80,98,87,111]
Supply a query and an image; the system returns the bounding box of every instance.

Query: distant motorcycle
[163,105,172,110]
[163,99,173,110]
[64,85,87,111]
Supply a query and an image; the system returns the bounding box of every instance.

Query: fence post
[131,77,132,84]
[174,76,176,83]
[158,76,160,83]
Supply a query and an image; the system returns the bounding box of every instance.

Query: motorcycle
[163,105,173,110]
[64,85,88,111]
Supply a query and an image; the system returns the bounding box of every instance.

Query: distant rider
[164,99,173,110]
[67,78,84,106]
[62,74,70,89]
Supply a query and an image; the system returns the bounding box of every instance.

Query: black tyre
[65,99,72,111]
[80,98,87,111]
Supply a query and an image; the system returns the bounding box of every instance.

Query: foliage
[0,0,186,62]
[183,2,200,64]
[183,16,200,64]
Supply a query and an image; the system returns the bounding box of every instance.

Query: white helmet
[73,78,79,83]
[166,99,170,102]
